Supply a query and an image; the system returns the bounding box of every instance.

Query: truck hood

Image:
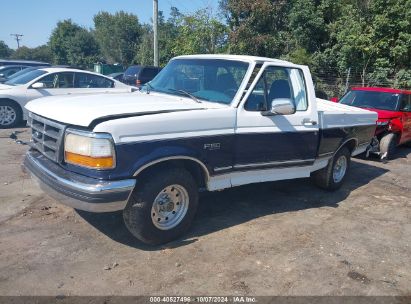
[25,91,221,127]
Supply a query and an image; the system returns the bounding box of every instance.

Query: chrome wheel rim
[0,106,16,126]
[333,155,347,183]
[151,184,189,230]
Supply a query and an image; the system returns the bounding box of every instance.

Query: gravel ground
[0,127,410,296]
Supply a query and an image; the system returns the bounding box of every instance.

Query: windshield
[5,69,47,86]
[340,90,401,111]
[5,67,37,80]
[147,59,249,105]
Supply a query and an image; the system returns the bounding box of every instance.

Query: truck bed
[316,98,378,129]
[316,99,377,157]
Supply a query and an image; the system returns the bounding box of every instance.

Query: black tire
[123,168,199,245]
[0,100,22,128]
[380,133,398,160]
[311,146,351,191]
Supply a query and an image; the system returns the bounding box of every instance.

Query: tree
[49,19,83,64]
[67,30,100,67]
[0,41,13,59]
[171,8,228,55]
[288,0,326,53]
[11,45,53,63]
[221,0,291,57]
[94,11,142,66]
[49,19,100,67]
[135,10,180,66]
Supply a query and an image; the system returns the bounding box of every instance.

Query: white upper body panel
[24,55,377,143]
[175,54,295,66]
[26,90,228,127]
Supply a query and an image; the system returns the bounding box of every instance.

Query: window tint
[340,91,400,111]
[244,74,267,111]
[245,66,308,112]
[3,68,20,77]
[38,73,57,88]
[37,72,74,88]
[5,69,46,86]
[125,66,141,76]
[400,94,411,112]
[75,73,114,88]
[140,68,159,79]
[148,59,249,105]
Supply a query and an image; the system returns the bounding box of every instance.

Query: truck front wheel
[311,146,351,191]
[123,168,199,245]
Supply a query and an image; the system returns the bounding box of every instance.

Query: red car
[336,87,411,159]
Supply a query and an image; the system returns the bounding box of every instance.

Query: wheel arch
[133,156,210,189]
[0,97,22,111]
[336,138,358,156]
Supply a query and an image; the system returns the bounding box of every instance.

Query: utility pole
[10,34,23,49]
[153,0,159,67]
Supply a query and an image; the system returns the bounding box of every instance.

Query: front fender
[127,145,209,177]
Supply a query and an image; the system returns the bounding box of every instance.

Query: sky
[0,0,220,49]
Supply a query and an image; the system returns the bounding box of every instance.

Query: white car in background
[0,67,133,127]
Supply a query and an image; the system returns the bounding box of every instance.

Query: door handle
[302,118,317,126]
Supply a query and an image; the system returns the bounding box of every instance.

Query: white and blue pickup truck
[23,55,377,245]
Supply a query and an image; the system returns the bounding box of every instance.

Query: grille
[28,112,66,163]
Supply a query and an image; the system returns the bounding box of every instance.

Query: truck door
[235,63,319,170]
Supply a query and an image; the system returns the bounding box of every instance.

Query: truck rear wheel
[311,146,351,191]
[380,133,398,160]
[123,168,199,245]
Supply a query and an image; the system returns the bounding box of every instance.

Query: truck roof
[351,86,411,95]
[174,54,295,66]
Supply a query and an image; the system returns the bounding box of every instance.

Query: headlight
[64,130,115,170]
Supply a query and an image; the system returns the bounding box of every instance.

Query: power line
[10,33,23,48]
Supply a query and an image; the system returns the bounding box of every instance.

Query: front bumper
[23,150,136,212]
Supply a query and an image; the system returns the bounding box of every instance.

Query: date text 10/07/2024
[149,296,257,303]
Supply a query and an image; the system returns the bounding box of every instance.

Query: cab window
[245,66,308,112]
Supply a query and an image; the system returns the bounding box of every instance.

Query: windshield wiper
[168,88,202,103]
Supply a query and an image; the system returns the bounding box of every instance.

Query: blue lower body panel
[23,150,136,212]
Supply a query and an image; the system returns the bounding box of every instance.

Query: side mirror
[330,97,339,103]
[262,98,296,116]
[31,82,45,89]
